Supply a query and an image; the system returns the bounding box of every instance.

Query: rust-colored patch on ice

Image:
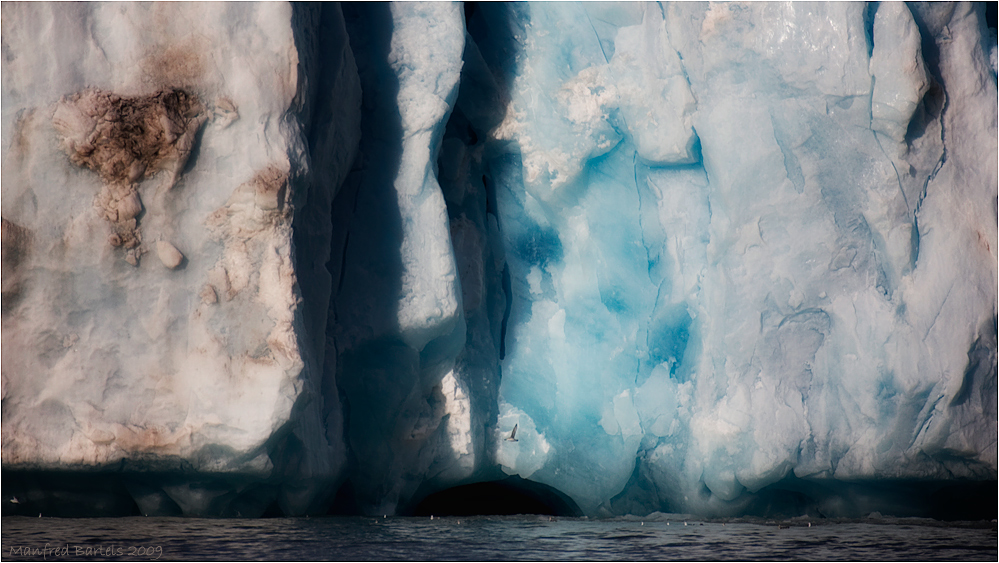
[1,217,31,308]
[53,88,205,186]
[141,39,208,92]
[200,163,301,373]
[111,423,192,454]
[205,164,287,300]
[8,108,37,166]
[977,229,993,255]
[52,88,207,264]
[206,165,291,251]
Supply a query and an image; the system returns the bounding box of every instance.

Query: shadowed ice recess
[1,2,996,520]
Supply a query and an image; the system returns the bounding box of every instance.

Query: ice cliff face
[476,2,997,516]
[2,2,996,519]
[2,2,360,516]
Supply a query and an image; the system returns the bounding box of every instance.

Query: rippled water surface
[3,515,996,561]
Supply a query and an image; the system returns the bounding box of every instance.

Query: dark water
[3,515,996,561]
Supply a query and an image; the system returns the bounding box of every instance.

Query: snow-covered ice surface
[2,2,996,519]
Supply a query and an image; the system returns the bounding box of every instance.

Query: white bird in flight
[505,423,519,442]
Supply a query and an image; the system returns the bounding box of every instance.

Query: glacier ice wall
[2,1,996,519]
[1,2,360,516]
[463,1,997,517]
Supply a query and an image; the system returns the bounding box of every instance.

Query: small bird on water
[506,424,519,442]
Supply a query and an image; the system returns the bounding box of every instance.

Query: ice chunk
[607,5,698,164]
[155,240,184,269]
[495,403,552,479]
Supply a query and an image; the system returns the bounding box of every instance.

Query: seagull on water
[505,424,519,442]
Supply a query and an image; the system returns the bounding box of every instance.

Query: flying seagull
[505,423,519,442]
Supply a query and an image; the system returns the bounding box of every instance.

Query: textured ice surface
[464,1,997,516]
[1,2,360,516]
[2,2,996,519]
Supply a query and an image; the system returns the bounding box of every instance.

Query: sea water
[3,515,996,561]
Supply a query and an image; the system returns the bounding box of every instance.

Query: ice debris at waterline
[1,2,996,520]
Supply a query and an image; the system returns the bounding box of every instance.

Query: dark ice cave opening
[409,476,583,517]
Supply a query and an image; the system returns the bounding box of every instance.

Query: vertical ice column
[281,2,362,516]
[896,2,997,473]
[472,2,703,514]
[1,2,361,516]
[330,2,466,515]
[652,1,997,514]
[870,2,932,145]
[661,1,881,512]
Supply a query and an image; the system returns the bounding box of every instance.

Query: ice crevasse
[1,2,996,519]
